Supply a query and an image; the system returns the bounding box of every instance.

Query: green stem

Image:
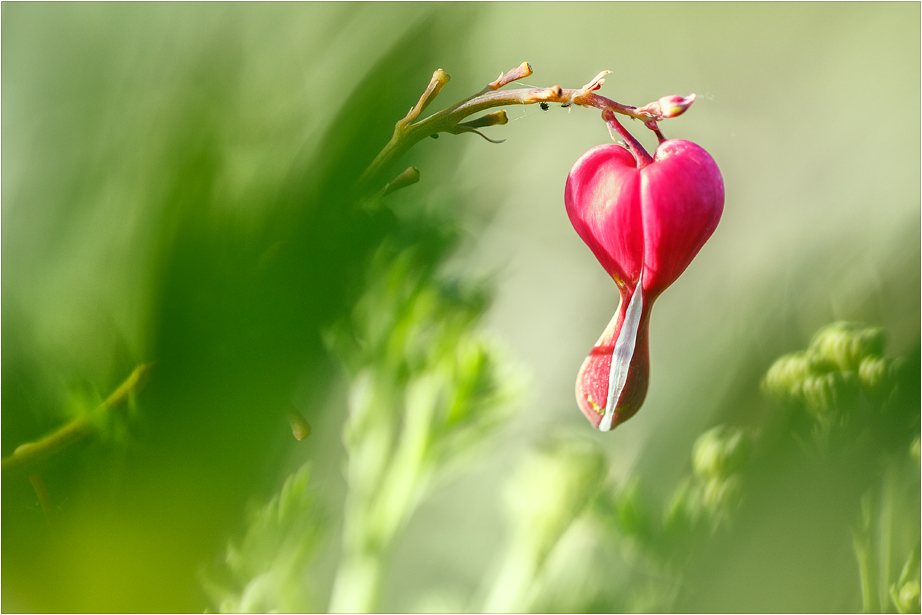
[328,374,436,613]
[329,551,383,614]
[854,491,879,613]
[880,466,896,612]
[359,67,680,192]
[1,363,152,479]
[483,547,539,613]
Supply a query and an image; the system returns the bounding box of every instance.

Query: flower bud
[801,373,837,415]
[488,62,533,90]
[458,110,508,129]
[892,580,920,614]
[288,409,312,441]
[580,70,612,94]
[692,425,751,481]
[636,95,696,120]
[801,371,860,416]
[858,355,893,397]
[657,95,696,118]
[807,321,886,372]
[761,351,811,402]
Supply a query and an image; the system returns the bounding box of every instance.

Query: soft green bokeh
[3,3,919,612]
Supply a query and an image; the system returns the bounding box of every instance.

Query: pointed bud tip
[657,94,696,118]
[288,410,312,440]
[582,70,613,93]
[488,62,534,90]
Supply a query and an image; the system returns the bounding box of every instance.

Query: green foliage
[202,464,324,613]
[4,4,919,613]
[480,320,917,614]
[762,321,898,422]
[484,438,608,613]
[327,228,522,612]
[762,322,920,613]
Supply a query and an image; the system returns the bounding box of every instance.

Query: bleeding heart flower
[565,138,724,431]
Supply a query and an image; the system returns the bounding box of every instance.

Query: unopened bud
[488,62,533,90]
[636,94,696,120]
[892,580,921,614]
[288,409,312,440]
[418,69,451,114]
[458,110,508,129]
[580,70,612,93]
[657,95,696,118]
[379,166,421,198]
[801,373,836,414]
[692,425,751,481]
[808,321,886,372]
[801,371,860,416]
[858,355,892,394]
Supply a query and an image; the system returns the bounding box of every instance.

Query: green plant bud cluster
[808,322,886,372]
[665,425,751,538]
[692,425,751,481]
[761,321,895,416]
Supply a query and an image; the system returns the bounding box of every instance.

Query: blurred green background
[2,3,919,613]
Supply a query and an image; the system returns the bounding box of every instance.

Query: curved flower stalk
[565,136,724,431]
[360,63,695,195]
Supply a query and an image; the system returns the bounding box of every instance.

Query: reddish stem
[645,120,667,144]
[603,111,653,168]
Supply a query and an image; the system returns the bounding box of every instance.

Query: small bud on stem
[488,62,533,90]
[378,166,421,198]
[401,69,451,128]
[288,408,312,441]
[636,94,697,121]
[580,70,612,94]
[360,63,697,192]
[458,110,509,129]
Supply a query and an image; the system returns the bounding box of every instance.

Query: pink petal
[574,285,651,430]
[640,140,724,297]
[564,144,644,289]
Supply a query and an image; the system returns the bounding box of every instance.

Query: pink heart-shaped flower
[565,139,724,431]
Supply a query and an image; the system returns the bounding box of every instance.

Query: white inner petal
[599,271,644,432]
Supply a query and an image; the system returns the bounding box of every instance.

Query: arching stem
[603,110,654,168]
[360,64,692,191]
[645,120,668,144]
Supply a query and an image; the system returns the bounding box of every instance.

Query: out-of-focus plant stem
[852,461,907,613]
[483,547,539,613]
[1,363,151,479]
[854,493,879,614]
[328,373,434,613]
